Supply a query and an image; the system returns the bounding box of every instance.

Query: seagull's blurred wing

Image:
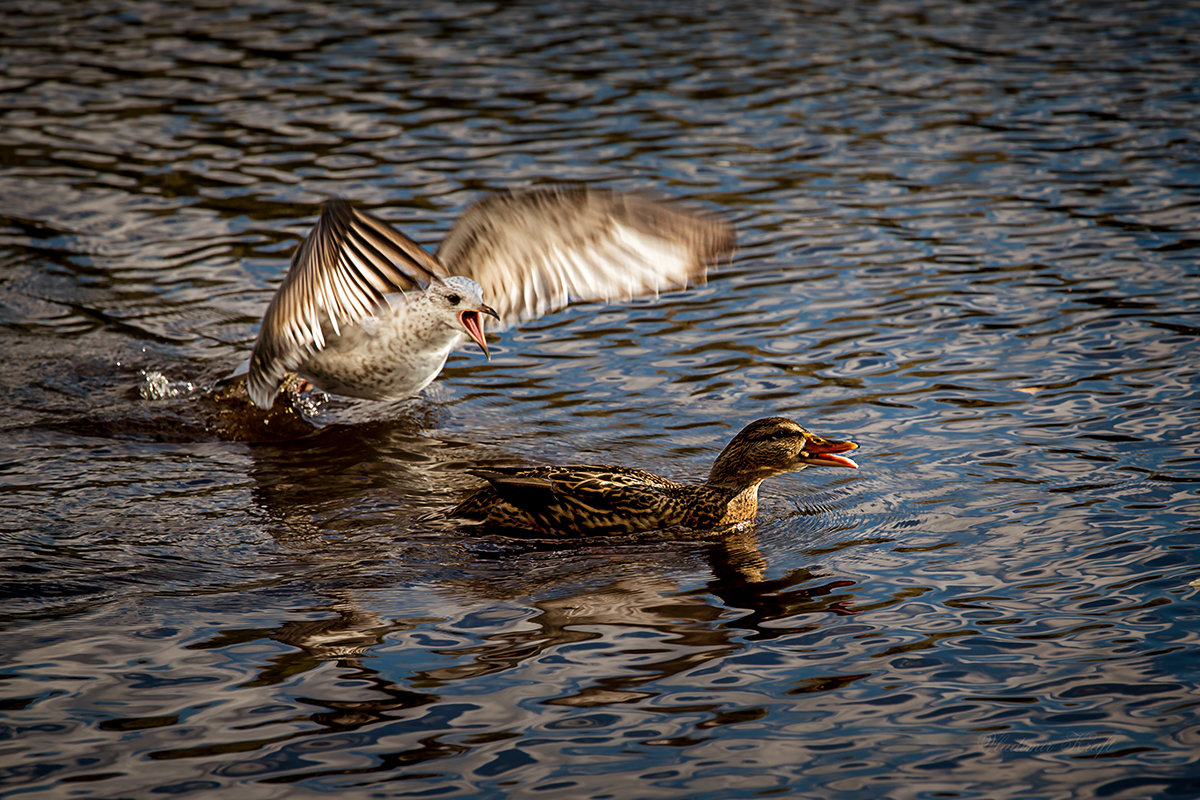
[435,186,734,327]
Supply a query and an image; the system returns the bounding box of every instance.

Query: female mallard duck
[452,417,859,535]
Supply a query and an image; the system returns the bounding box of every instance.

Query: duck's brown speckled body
[452,417,859,536]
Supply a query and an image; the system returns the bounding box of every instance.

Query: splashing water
[138,370,198,400]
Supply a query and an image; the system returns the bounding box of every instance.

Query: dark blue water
[2,1,1199,798]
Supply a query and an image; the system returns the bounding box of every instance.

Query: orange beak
[458,305,500,359]
[801,436,859,469]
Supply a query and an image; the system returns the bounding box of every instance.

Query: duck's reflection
[211,409,864,782]
[194,534,858,716]
[177,523,861,784]
[704,529,860,626]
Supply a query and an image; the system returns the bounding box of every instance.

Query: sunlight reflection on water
[2,0,1199,798]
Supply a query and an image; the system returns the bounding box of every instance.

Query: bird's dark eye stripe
[745,428,800,444]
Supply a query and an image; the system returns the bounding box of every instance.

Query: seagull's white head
[428,276,500,359]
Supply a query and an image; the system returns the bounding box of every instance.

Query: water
[2,1,1199,798]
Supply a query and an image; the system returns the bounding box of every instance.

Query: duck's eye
[446,294,461,306]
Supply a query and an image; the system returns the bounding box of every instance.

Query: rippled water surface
[3,1,1199,798]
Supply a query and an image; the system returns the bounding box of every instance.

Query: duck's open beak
[800,436,859,469]
[458,305,500,359]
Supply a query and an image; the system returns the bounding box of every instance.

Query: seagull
[246,186,735,409]
[452,417,860,536]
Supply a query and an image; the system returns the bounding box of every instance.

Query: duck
[246,186,734,408]
[451,417,859,536]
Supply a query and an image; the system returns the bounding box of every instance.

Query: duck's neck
[683,479,764,528]
[695,447,786,527]
[713,481,764,526]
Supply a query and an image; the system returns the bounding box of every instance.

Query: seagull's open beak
[458,305,500,359]
[798,435,859,469]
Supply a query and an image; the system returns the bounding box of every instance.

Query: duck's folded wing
[475,466,671,516]
[247,199,449,408]
[434,186,735,327]
[559,472,675,517]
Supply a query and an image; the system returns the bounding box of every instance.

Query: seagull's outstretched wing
[246,188,733,409]
[247,199,448,408]
[434,186,735,327]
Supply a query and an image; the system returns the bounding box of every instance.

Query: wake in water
[135,368,326,441]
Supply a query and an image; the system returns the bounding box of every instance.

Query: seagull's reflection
[243,405,483,536]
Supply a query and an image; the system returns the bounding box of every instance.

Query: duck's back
[452,465,712,536]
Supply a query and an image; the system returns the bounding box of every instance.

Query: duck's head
[429,276,500,358]
[707,416,859,487]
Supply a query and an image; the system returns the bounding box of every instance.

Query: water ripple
[2,0,1199,798]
